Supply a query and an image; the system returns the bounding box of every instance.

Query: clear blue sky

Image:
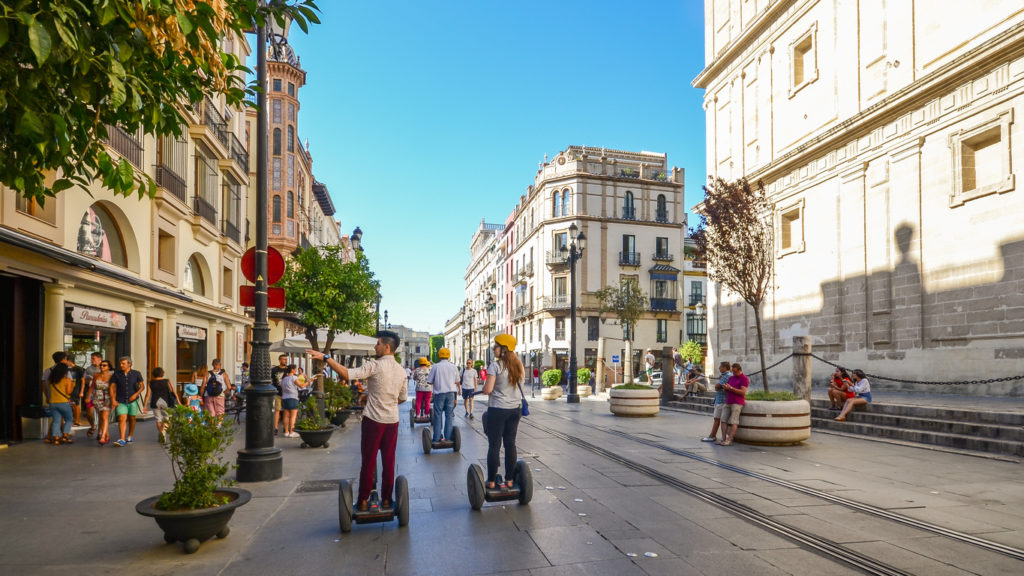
[276,0,708,334]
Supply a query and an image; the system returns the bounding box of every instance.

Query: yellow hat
[438,348,451,359]
[418,357,430,366]
[494,333,517,352]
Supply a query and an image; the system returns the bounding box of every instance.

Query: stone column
[595,336,606,394]
[43,282,71,359]
[792,336,812,401]
[132,301,151,380]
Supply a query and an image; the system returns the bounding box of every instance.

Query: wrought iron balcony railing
[619,251,641,266]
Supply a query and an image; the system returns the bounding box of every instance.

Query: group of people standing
[42,351,236,447]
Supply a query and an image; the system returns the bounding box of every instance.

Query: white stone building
[694,0,1024,393]
[463,219,502,365]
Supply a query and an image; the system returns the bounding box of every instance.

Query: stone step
[812,417,1024,457]
[811,408,1024,441]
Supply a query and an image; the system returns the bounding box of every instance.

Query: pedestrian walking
[428,348,460,442]
[701,362,732,442]
[149,367,180,443]
[66,354,86,428]
[89,359,113,445]
[672,348,684,385]
[109,356,146,446]
[200,358,232,419]
[271,354,287,435]
[481,334,525,489]
[279,364,304,437]
[460,358,479,419]
[83,352,102,437]
[718,363,749,446]
[644,349,656,381]
[45,361,74,444]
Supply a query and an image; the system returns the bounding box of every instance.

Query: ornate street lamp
[560,223,587,404]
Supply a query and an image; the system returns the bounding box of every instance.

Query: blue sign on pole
[611,355,620,363]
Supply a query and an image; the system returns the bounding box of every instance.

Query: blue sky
[276,0,708,334]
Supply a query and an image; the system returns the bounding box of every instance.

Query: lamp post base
[236,386,283,483]
[237,448,283,483]
[566,393,580,404]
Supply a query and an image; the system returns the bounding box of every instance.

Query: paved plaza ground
[1,388,1022,575]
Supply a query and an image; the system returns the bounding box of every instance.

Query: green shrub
[746,390,800,401]
[680,340,704,366]
[295,396,329,431]
[157,405,236,511]
[613,383,653,390]
[474,360,485,371]
[542,369,561,388]
[322,378,353,417]
[576,368,591,385]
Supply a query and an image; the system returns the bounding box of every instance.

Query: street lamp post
[237,18,283,482]
[560,223,586,404]
[466,306,474,363]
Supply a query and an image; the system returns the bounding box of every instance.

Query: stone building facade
[694,0,1024,393]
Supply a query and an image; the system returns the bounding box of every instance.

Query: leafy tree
[680,340,704,367]
[279,244,379,357]
[594,278,648,383]
[691,178,774,392]
[429,335,444,363]
[0,0,320,203]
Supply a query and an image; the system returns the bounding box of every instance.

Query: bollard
[661,346,674,405]
[792,336,812,401]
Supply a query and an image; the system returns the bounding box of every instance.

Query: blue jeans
[50,402,72,437]
[431,392,456,442]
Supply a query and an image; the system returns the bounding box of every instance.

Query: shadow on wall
[713,224,1024,396]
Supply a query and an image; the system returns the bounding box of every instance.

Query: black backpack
[206,370,224,396]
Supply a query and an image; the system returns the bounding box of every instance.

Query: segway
[421,425,461,454]
[338,476,409,533]
[409,406,431,428]
[467,460,533,510]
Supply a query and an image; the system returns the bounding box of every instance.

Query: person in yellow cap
[427,348,460,443]
[413,357,432,417]
[480,334,526,489]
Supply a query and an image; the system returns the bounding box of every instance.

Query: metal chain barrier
[808,352,1024,386]
[744,353,793,378]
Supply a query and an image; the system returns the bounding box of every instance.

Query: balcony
[513,304,532,320]
[650,298,677,312]
[622,206,636,220]
[193,196,217,226]
[541,295,570,311]
[655,208,669,223]
[103,125,143,168]
[222,219,241,245]
[230,133,249,171]
[202,99,229,149]
[688,294,706,306]
[523,261,534,277]
[619,251,641,266]
[546,250,568,266]
[156,165,187,203]
[652,251,674,262]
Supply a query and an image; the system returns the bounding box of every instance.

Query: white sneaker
[700,436,716,442]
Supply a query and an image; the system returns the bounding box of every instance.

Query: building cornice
[693,0,798,89]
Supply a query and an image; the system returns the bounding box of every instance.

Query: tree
[594,278,648,383]
[0,0,320,203]
[279,244,379,357]
[691,177,774,392]
[680,340,704,367]
[429,335,444,364]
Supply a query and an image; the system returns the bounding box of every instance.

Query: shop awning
[270,329,377,356]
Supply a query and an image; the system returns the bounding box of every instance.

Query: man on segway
[427,348,460,444]
[308,330,407,511]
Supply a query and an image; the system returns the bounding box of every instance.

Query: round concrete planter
[577,385,592,398]
[734,399,811,445]
[609,387,660,417]
[541,386,563,400]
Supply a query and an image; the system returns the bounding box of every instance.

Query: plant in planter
[735,389,810,445]
[322,378,354,427]
[135,405,251,554]
[576,368,592,397]
[608,383,659,417]
[541,369,562,400]
[294,396,337,448]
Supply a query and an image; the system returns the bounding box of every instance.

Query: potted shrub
[609,383,659,417]
[322,378,354,427]
[294,396,337,449]
[576,368,592,397]
[541,369,563,400]
[734,390,811,445]
[135,405,251,554]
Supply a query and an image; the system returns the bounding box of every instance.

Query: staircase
[667,392,1024,459]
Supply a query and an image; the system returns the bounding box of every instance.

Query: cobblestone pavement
[2,390,1022,575]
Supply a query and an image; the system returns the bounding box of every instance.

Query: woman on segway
[480,334,525,490]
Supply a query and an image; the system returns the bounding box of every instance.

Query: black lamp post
[466,305,474,362]
[560,223,586,404]
[384,310,389,330]
[237,15,284,482]
[485,294,495,362]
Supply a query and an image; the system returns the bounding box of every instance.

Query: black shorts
[461,389,475,400]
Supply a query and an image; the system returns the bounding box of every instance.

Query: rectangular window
[587,317,599,341]
[654,280,668,299]
[287,154,294,187]
[789,24,818,96]
[272,99,282,123]
[554,232,567,251]
[287,82,295,96]
[777,198,805,257]
[272,158,282,190]
[158,230,175,273]
[656,237,668,256]
[555,318,565,341]
[273,79,282,92]
[657,319,668,343]
[553,276,567,296]
[950,110,1014,207]
[15,195,56,223]
[222,266,233,299]
[288,103,295,122]
[781,209,798,249]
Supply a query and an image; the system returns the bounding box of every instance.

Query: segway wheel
[338,479,353,533]
[515,460,533,505]
[452,426,462,452]
[395,475,410,527]
[467,463,485,510]
[421,427,432,454]
[409,408,415,428]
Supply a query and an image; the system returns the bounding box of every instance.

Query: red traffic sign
[239,286,287,309]
[241,246,285,285]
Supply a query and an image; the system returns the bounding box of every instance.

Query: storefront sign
[69,305,127,330]
[177,324,207,341]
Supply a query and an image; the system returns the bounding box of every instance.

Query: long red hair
[498,346,523,387]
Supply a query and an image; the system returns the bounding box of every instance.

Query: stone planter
[541,386,562,400]
[734,399,811,445]
[328,410,351,428]
[577,385,592,398]
[608,386,660,417]
[136,487,251,554]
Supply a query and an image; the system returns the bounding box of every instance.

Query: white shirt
[460,367,478,390]
[348,355,408,424]
[427,360,461,394]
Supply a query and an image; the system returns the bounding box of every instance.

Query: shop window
[76,203,126,267]
[950,110,1015,207]
[184,255,206,297]
[158,230,175,273]
[16,195,56,223]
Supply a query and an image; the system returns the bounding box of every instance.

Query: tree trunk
[752,301,769,393]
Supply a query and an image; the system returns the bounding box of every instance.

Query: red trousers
[414,390,432,416]
[359,417,399,503]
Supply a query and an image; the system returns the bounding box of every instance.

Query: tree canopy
[594,277,648,339]
[691,177,774,391]
[279,244,379,353]
[0,0,319,203]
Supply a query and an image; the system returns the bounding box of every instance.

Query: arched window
[287,192,294,218]
[561,190,570,215]
[656,194,667,222]
[287,125,294,152]
[273,128,281,155]
[76,203,126,267]
[183,255,205,296]
[552,192,560,218]
[272,195,282,223]
[624,191,635,220]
